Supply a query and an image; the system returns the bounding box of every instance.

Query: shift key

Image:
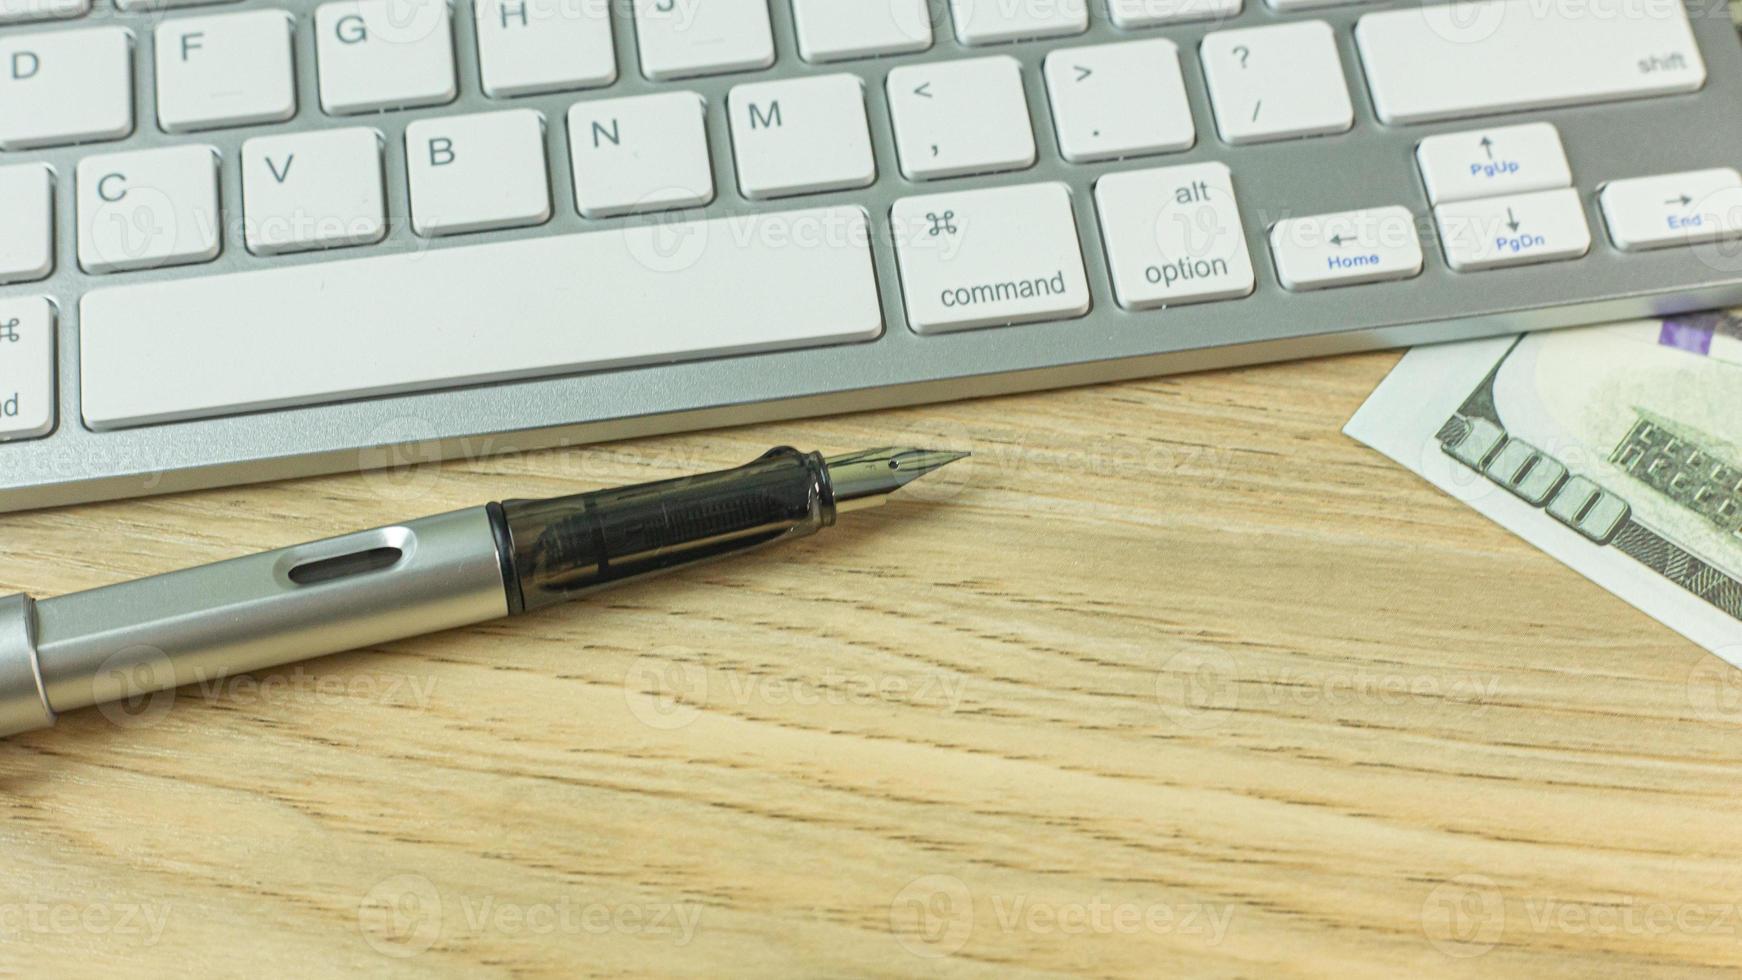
[0,297,55,441]
[892,182,1091,334]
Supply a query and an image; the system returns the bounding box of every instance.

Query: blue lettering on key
[1470,160,1522,180]
[1496,234,1548,253]
[1668,213,1704,230]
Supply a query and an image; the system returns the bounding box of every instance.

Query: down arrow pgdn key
[1434,187,1590,272]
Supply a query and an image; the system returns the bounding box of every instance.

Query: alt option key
[1095,162,1256,310]
[0,296,55,442]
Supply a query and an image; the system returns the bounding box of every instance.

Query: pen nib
[824,446,970,511]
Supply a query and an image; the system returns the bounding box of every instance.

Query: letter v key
[241,127,387,255]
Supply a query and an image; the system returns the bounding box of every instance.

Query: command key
[891,182,1091,334]
[0,297,55,442]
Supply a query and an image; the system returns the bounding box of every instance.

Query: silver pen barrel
[0,506,508,737]
[0,445,967,738]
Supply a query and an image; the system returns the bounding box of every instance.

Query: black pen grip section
[497,448,834,613]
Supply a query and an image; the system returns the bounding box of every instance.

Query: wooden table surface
[1,351,1736,978]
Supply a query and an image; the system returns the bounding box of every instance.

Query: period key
[0,297,55,441]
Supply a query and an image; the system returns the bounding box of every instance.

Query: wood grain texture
[2,351,1738,978]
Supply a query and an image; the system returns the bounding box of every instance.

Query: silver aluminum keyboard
[2,0,1742,510]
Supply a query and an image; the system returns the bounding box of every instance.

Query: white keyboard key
[155,10,296,132]
[475,0,615,97]
[315,0,456,115]
[886,57,1036,181]
[0,166,53,285]
[1201,21,1352,144]
[0,27,133,150]
[0,298,55,442]
[76,145,222,274]
[1269,206,1422,291]
[406,109,551,236]
[117,0,243,9]
[80,206,882,428]
[1044,39,1194,163]
[1601,169,1742,251]
[729,75,875,199]
[1416,123,1571,206]
[242,127,386,255]
[1435,188,1591,272]
[1107,0,1239,27]
[634,0,773,80]
[1096,162,1255,308]
[791,0,931,62]
[949,0,1086,44]
[1356,0,1705,125]
[566,92,713,218]
[892,183,1089,334]
[0,0,87,22]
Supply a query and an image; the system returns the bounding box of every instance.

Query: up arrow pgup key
[1416,122,1572,205]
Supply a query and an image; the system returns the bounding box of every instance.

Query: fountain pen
[0,446,967,737]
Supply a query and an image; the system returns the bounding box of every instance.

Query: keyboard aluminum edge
[2,0,1741,510]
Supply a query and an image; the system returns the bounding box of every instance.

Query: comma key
[886,57,1035,181]
[0,297,55,442]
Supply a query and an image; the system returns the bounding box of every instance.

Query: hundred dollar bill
[1345,314,1742,656]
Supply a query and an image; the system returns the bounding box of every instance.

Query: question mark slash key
[1200,20,1355,145]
